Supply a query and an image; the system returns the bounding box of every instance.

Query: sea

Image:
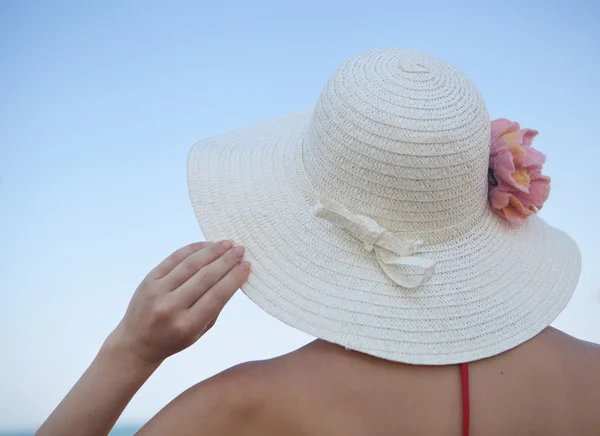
[0,426,141,436]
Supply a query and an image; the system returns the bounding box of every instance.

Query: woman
[37,48,600,436]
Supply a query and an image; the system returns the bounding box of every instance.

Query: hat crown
[301,48,492,244]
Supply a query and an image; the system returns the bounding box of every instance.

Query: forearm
[36,330,160,436]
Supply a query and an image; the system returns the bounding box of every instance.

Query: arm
[36,240,250,436]
[35,333,159,436]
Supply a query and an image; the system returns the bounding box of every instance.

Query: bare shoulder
[135,342,345,436]
[541,327,600,358]
[135,331,600,436]
[136,356,292,436]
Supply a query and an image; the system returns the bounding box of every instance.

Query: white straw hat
[186,48,581,365]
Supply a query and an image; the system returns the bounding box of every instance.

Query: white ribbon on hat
[314,198,436,289]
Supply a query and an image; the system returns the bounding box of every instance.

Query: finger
[148,242,209,279]
[172,245,245,307]
[162,240,233,291]
[187,261,250,329]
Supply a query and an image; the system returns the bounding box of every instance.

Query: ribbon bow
[314,198,436,289]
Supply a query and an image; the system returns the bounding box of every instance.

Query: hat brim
[186,109,581,365]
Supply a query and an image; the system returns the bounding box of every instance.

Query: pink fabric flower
[488,118,551,224]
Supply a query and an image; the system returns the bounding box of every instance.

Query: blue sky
[1,0,598,431]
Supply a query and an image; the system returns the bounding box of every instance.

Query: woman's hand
[36,240,249,436]
[109,240,250,365]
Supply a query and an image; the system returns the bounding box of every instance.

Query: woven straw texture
[187,48,581,364]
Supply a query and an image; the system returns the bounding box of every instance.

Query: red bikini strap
[460,363,470,436]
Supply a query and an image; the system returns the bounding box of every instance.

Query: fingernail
[232,246,244,258]
[199,241,210,248]
[219,240,233,249]
[238,261,250,271]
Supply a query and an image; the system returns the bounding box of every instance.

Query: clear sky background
[1,0,598,431]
